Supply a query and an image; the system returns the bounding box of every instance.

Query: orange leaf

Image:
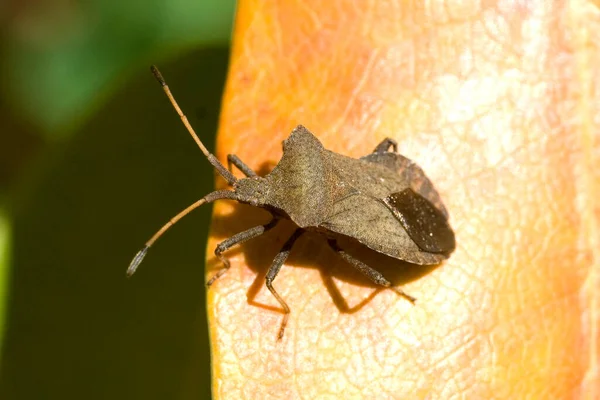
[207,1,600,398]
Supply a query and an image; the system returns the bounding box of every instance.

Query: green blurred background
[0,0,236,398]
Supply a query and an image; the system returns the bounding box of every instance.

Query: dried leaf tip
[150,65,166,86]
[127,246,149,277]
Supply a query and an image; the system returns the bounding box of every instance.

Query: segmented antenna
[127,66,243,276]
[149,65,236,185]
[126,198,206,277]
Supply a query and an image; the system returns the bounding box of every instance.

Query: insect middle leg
[327,239,416,303]
[227,154,258,177]
[265,228,304,340]
[207,217,279,286]
[372,138,398,154]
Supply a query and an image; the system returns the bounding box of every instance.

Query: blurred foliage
[0,210,9,358]
[2,0,236,137]
[0,0,236,398]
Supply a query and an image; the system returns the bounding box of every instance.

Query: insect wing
[361,152,449,219]
[320,192,449,265]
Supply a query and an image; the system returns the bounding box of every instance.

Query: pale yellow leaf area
[207,1,600,399]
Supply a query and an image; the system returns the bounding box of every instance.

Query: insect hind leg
[327,239,416,304]
[265,228,304,340]
[207,217,279,286]
[227,154,258,177]
[372,138,398,154]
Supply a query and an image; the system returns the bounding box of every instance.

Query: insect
[128,66,456,340]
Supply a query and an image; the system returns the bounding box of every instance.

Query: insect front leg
[265,228,304,340]
[227,154,258,177]
[327,239,416,304]
[207,217,279,286]
[372,138,398,154]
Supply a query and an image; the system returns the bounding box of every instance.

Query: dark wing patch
[383,188,455,254]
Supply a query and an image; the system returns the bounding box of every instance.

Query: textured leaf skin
[208,1,600,399]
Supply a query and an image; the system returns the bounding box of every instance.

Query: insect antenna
[150,65,236,185]
[127,66,244,277]
[127,198,205,277]
[127,190,242,277]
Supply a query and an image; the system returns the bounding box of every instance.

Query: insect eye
[384,189,455,254]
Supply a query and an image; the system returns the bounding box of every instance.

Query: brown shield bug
[128,66,456,340]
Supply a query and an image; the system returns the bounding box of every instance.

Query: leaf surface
[208,2,600,398]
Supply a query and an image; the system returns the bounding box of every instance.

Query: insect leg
[265,228,304,340]
[372,138,398,154]
[327,239,416,304]
[227,154,258,177]
[207,217,280,286]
